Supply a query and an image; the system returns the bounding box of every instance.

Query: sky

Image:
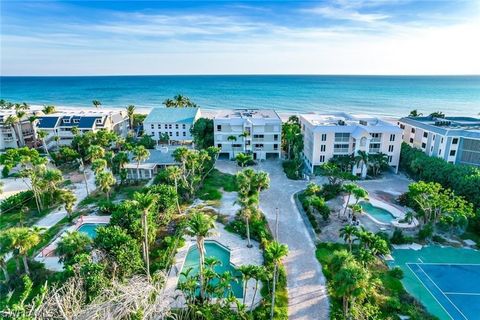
[1,0,480,76]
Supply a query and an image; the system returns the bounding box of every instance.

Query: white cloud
[300,5,389,23]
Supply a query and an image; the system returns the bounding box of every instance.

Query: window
[388,145,394,152]
[217,144,222,148]
[438,149,442,155]
[176,132,179,136]
[254,144,264,148]
[333,144,349,153]
[320,145,326,152]
[452,138,458,144]
[164,124,168,129]
[441,138,444,143]
[320,155,325,162]
[321,134,327,141]
[371,133,380,139]
[168,124,172,129]
[151,124,154,129]
[422,142,426,148]
[411,128,416,133]
[410,138,414,143]
[217,125,222,131]
[73,119,79,124]
[253,134,264,139]
[399,124,405,129]
[169,132,172,136]
[388,155,393,163]
[63,119,70,124]
[389,134,395,141]
[183,132,186,136]
[175,124,179,129]
[95,118,102,124]
[450,150,456,156]
[183,124,186,129]
[334,133,350,142]
[432,135,435,141]
[369,143,381,153]
[423,132,428,138]
[274,144,278,150]
[232,144,242,148]
[274,134,278,141]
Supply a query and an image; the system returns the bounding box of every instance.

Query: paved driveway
[216,160,330,320]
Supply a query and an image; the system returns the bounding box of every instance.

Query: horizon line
[1,73,480,78]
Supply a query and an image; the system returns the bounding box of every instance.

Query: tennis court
[407,263,480,320]
[389,246,480,320]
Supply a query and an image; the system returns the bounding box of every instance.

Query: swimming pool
[180,241,243,298]
[77,223,107,238]
[359,201,396,224]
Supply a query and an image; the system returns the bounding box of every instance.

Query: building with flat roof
[143,108,201,144]
[214,109,282,160]
[0,110,37,150]
[36,109,129,148]
[300,112,402,177]
[398,116,480,167]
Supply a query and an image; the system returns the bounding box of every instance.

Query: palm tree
[166,166,182,214]
[126,105,136,131]
[43,168,63,202]
[77,158,90,196]
[339,225,358,251]
[342,183,357,217]
[369,153,389,177]
[132,145,150,180]
[4,115,20,147]
[238,201,256,248]
[95,171,116,201]
[87,145,105,161]
[236,152,252,168]
[238,265,256,305]
[239,131,250,154]
[92,100,102,108]
[91,158,107,174]
[42,105,56,114]
[352,187,368,206]
[185,211,216,300]
[133,191,158,281]
[227,135,237,157]
[266,241,288,320]
[59,189,77,220]
[2,227,42,275]
[253,170,270,197]
[408,109,422,117]
[354,150,369,178]
[36,129,50,157]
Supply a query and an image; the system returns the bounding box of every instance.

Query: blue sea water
[1,75,479,117]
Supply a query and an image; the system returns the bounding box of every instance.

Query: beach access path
[216,159,330,320]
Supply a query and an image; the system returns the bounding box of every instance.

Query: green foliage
[316,242,435,320]
[0,190,35,214]
[235,152,255,167]
[94,226,143,279]
[110,200,157,245]
[136,134,156,149]
[418,223,434,240]
[196,169,237,200]
[55,231,92,266]
[316,162,357,187]
[400,143,480,208]
[50,146,80,166]
[390,229,414,245]
[0,147,44,177]
[72,130,118,159]
[190,117,214,150]
[72,254,109,302]
[282,159,303,180]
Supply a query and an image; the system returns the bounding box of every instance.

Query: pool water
[180,241,243,298]
[77,223,107,238]
[359,201,396,224]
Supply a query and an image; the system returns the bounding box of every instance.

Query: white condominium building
[214,109,282,160]
[399,116,480,167]
[0,110,36,150]
[143,108,201,144]
[300,112,402,177]
[36,109,129,148]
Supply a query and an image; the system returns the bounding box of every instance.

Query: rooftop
[143,107,199,124]
[215,109,281,121]
[301,112,392,127]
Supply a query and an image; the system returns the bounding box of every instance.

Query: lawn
[196,169,237,200]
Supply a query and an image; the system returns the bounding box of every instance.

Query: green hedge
[0,190,35,213]
[400,143,480,208]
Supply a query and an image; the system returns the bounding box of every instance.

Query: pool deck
[34,215,110,271]
[164,222,264,309]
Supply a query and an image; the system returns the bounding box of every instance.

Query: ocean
[1,75,479,117]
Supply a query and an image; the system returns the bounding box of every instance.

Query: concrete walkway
[35,169,96,229]
[216,160,330,320]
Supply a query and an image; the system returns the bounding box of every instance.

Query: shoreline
[27,104,401,122]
